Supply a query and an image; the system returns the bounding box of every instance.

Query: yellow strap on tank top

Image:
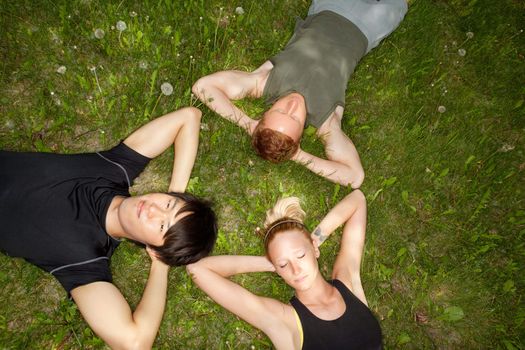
[292,308,304,349]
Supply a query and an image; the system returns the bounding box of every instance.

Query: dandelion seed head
[500,144,515,152]
[116,20,127,32]
[199,16,203,20]
[130,11,137,17]
[458,48,466,56]
[466,31,474,39]
[50,91,55,96]
[437,105,446,113]
[251,346,255,350]
[200,123,209,131]
[5,119,14,130]
[161,82,173,96]
[56,65,67,74]
[235,6,245,15]
[94,28,105,39]
[248,159,254,166]
[139,60,148,69]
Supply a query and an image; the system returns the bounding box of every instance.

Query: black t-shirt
[0,143,150,293]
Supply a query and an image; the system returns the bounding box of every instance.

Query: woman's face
[268,229,320,291]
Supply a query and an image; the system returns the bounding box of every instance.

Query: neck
[105,196,126,239]
[295,273,335,304]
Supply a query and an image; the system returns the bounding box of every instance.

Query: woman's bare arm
[311,190,368,304]
[186,255,294,336]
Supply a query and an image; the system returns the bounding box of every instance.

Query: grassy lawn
[1,0,524,348]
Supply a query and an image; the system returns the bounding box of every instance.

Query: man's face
[263,92,307,141]
[118,193,186,246]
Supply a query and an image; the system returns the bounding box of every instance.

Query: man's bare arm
[292,107,364,188]
[192,62,273,135]
[71,252,169,350]
[123,107,201,193]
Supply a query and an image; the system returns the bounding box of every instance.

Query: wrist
[151,259,170,273]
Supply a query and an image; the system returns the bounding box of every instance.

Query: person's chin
[292,275,312,290]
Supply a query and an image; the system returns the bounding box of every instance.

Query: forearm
[192,74,258,134]
[197,86,255,133]
[168,109,201,192]
[132,261,170,346]
[189,255,274,278]
[313,190,365,246]
[293,149,355,187]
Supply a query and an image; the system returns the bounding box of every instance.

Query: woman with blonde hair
[187,190,382,349]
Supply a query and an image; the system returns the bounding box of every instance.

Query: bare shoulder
[318,106,344,136]
[251,60,274,97]
[265,303,302,350]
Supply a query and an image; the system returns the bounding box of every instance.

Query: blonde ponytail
[261,197,310,255]
[263,197,305,229]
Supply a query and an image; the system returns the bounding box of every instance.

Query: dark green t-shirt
[263,11,367,128]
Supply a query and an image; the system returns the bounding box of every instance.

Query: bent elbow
[117,334,150,350]
[353,170,365,189]
[352,188,367,205]
[192,77,209,100]
[186,263,199,280]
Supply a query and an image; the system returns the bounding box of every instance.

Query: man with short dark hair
[193,0,408,188]
[0,107,217,348]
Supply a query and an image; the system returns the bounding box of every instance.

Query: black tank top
[290,279,382,350]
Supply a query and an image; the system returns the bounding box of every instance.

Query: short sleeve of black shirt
[0,142,151,293]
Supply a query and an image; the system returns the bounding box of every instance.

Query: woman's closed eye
[297,253,306,259]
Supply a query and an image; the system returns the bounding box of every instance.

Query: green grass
[1,0,524,348]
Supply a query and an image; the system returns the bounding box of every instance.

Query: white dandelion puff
[5,119,15,130]
[130,11,137,17]
[466,31,474,39]
[458,48,466,56]
[235,7,245,15]
[500,144,515,152]
[94,28,105,39]
[56,65,67,74]
[437,105,446,113]
[161,82,173,96]
[116,20,127,32]
[139,60,148,70]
